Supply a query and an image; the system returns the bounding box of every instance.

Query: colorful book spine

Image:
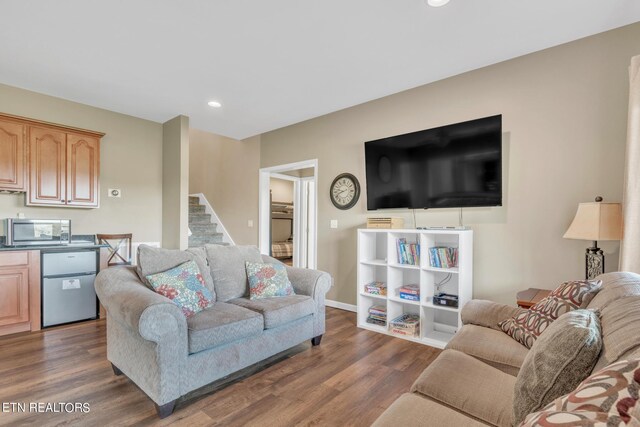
[399,292,420,301]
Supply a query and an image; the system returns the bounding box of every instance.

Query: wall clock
[330,173,360,210]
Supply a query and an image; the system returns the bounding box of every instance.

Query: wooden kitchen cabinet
[28,126,67,206]
[0,112,106,208]
[0,117,27,192]
[66,134,100,207]
[0,251,41,336]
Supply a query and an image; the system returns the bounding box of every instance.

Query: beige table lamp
[563,196,623,279]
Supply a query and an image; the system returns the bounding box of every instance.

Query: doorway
[259,160,318,269]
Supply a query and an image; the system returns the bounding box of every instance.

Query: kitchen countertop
[0,235,109,252]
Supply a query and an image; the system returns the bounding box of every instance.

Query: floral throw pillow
[520,359,640,426]
[146,260,214,318]
[499,280,602,348]
[245,261,295,300]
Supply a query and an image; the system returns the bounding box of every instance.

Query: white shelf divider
[357,228,473,350]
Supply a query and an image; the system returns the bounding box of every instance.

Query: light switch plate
[108,188,122,198]
[330,220,338,229]
[248,220,254,228]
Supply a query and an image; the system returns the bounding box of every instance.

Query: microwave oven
[3,219,71,246]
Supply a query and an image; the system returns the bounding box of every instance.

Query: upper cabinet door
[0,119,26,192]
[66,134,99,207]
[28,126,67,206]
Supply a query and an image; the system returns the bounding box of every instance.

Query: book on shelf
[399,292,420,302]
[396,238,420,265]
[367,304,387,326]
[398,284,419,295]
[428,246,459,269]
[364,281,387,296]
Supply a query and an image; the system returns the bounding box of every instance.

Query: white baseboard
[326,299,357,312]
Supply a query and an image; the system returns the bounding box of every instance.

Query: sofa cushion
[446,324,529,376]
[186,302,264,354]
[521,359,640,426]
[146,260,215,318]
[371,393,488,427]
[205,245,263,302]
[245,261,295,299]
[593,295,640,372]
[411,349,515,427]
[513,309,602,426]
[136,244,215,298]
[499,280,601,349]
[587,271,640,310]
[229,295,315,329]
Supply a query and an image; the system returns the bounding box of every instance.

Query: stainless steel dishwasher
[42,249,99,327]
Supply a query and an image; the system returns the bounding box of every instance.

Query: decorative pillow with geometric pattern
[146,260,214,318]
[245,261,295,300]
[499,280,602,348]
[520,359,640,426]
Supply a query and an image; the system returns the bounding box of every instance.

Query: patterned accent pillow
[520,359,640,426]
[499,280,602,348]
[245,261,295,300]
[146,260,214,318]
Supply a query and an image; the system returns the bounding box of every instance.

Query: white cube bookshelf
[357,228,473,349]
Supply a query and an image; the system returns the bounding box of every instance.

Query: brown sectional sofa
[373,272,640,426]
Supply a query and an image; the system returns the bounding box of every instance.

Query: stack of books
[389,314,420,337]
[396,238,420,265]
[398,284,420,302]
[428,246,459,268]
[366,305,387,326]
[364,282,387,296]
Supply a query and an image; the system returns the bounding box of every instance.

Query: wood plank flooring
[0,308,440,426]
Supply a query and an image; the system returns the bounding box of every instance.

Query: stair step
[189,223,219,233]
[189,205,206,214]
[188,242,229,248]
[189,214,213,225]
[188,196,200,205]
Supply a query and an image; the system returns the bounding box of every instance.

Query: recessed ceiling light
[207,100,222,108]
[426,0,450,6]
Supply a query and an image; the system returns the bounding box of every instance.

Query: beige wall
[270,178,294,203]
[260,23,640,305]
[0,83,163,242]
[162,115,190,249]
[189,129,260,245]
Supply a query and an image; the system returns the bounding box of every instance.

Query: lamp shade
[563,201,623,241]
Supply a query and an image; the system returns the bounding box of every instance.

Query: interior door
[28,126,67,206]
[66,133,99,207]
[0,119,26,191]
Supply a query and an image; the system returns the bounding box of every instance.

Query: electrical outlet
[108,188,122,198]
[247,220,254,228]
[330,220,338,229]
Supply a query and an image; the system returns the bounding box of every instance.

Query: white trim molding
[189,193,235,245]
[325,299,357,313]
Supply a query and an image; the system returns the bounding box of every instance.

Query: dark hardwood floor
[0,308,440,426]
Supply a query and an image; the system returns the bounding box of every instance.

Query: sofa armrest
[95,266,187,343]
[285,266,332,300]
[460,300,525,331]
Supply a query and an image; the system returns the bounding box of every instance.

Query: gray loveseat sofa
[95,244,332,418]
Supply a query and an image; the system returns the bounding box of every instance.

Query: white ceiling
[1,1,640,140]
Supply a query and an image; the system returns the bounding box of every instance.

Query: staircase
[188,196,226,247]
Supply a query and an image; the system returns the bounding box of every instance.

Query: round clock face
[330,173,360,210]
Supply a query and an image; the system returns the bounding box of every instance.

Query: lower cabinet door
[42,274,97,327]
[0,268,30,327]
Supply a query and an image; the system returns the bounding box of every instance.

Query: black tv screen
[365,115,502,210]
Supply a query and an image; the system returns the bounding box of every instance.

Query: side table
[516,288,552,309]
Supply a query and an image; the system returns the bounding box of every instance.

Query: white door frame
[259,159,318,269]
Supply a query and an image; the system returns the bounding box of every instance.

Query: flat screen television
[365,115,502,210]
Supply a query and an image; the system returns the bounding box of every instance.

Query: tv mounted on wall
[364,115,502,210]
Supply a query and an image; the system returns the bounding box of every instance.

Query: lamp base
[585,243,604,280]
